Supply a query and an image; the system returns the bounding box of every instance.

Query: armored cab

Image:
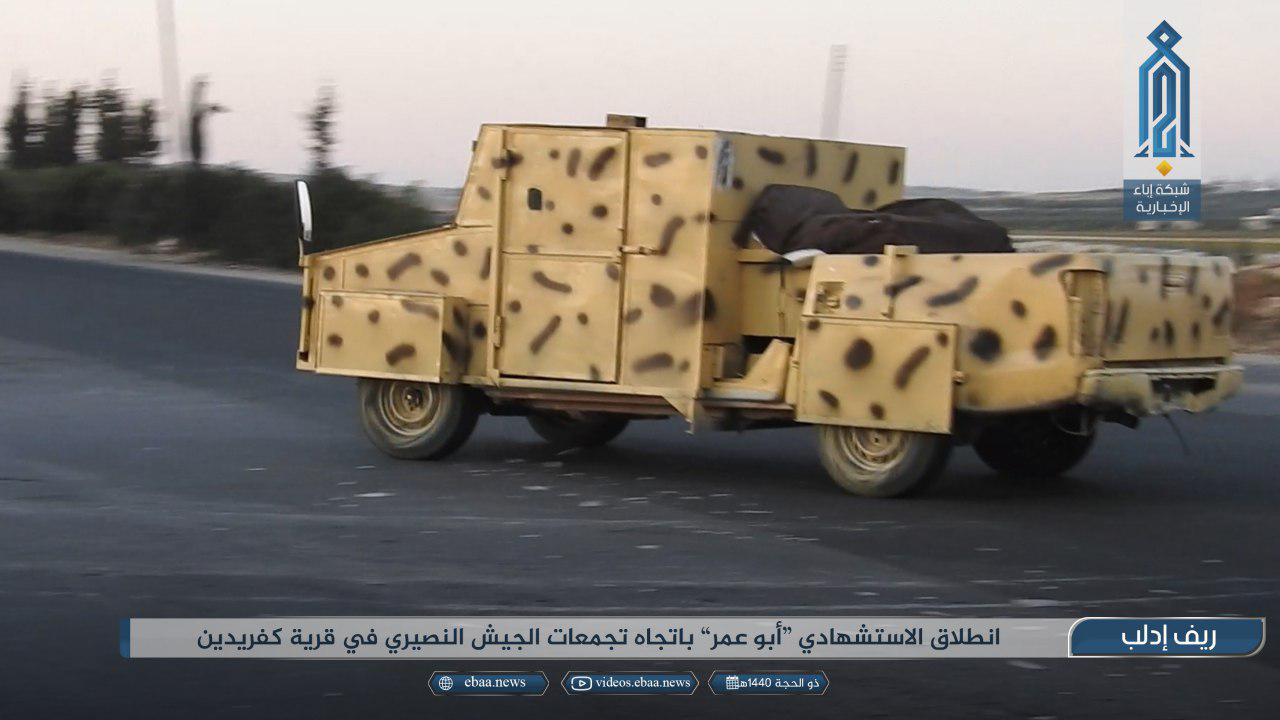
[294,116,1242,497]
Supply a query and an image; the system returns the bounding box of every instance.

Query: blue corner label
[119,619,131,659]
[1070,618,1264,657]
[708,672,828,695]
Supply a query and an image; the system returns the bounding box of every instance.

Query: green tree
[127,99,161,161]
[42,87,85,166]
[187,76,226,165]
[94,81,128,162]
[3,83,39,168]
[306,85,337,173]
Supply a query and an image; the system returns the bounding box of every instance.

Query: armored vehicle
[293,115,1242,497]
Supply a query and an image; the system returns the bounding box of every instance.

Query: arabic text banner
[118,616,1262,660]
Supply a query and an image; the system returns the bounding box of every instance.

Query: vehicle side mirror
[294,180,313,251]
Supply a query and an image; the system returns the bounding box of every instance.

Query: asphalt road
[2,243,1278,718]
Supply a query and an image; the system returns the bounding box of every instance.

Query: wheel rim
[376,381,441,437]
[833,427,909,473]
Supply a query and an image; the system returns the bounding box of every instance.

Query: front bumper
[1077,364,1244,416]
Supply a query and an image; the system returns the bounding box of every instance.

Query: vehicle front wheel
[972,412,1094,478]
[816,425,952,498]
[527,411,629,448]
[357,378,481,460]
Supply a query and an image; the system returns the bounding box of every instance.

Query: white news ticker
[122,617,1075,659]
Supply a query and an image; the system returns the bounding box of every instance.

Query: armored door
[495,129,626,381]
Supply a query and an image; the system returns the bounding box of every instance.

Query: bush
[306,169,433,251]
[0,163,436,267]
[0,172,16,231]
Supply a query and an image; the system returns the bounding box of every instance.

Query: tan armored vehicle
[293,115,1242,497]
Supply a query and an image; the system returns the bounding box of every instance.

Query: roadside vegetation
[0,79,433,267]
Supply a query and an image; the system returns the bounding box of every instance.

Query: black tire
[973,412,1095,478]
[357,378,481,460]
[527,411,629,448]
[816,425,952,498]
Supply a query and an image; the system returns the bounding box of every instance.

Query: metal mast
[820,44,848,140]
[156,0,182,162]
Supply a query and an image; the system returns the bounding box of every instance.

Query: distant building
[1136,219,1202,231]
[1240,208,1280,231]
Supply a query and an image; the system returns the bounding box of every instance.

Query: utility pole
[156,0,182,163]
[820,44,848,140]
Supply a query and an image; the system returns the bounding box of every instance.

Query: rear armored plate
[1101,255,1233,362]
[797,318,957,433]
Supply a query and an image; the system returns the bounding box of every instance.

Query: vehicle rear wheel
[972,411,1095,478]
[358,378,481,460]
[816,425,952,498]
[527,411,629,448]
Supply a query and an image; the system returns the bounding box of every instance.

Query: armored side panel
[737,253,787,337]
[456,125,505,228]
[499,254,621,381]
[796,318,956,432]
[1098,255,1233,362]
[709,133,906,224]
[618,130,717,405]
[298,226,495,381]
[801,251,1104,414]
[313,291,467,382]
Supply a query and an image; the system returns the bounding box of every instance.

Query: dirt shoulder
[0,233,298,285]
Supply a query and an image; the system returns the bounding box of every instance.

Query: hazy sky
[2,0,1276,190]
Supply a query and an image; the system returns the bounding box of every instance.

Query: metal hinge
[492,316,503,348]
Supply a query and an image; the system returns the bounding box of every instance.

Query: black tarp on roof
[733,185,1014,255]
